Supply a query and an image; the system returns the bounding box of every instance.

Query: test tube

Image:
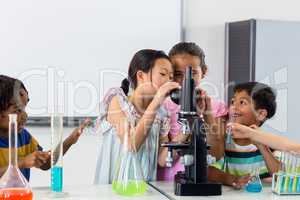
[225,116,235,144]
[280,151,287,193]
[51,112,63,192]
[296,156,300,193]
[275,151,283,193]
[291,154,298,193]
[289,154,296,193]
[283,152,291,193]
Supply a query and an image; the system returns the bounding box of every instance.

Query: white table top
[149,181,300,200]
[33,184,169,200]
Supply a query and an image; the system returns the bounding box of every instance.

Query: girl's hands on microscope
[153,81,181,107]
[195,88,219,136]
[195,88,213,117]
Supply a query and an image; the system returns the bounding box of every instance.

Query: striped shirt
[211,136,270,178]
[0,129,42,181]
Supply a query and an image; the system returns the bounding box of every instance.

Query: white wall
[0,0,181,117]
[185,0,300,101]
[29,127,98,187]
[0,0,180,188]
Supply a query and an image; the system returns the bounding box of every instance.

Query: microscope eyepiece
[170,88,181,105]
[169,66,200,113]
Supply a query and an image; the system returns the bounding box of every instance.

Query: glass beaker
[246,167,263,192]
[112,121,147,196]
[0,114,33,200]
[51,113,63,192]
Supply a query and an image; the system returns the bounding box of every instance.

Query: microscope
[161,66,222,196]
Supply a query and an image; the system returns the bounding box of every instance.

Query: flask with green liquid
[112,121,147,196]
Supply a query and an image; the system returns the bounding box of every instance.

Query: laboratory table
[149,181,300,200]
[33,184,168,200]
[32,182,300,200]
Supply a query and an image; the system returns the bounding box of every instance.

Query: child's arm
[107,82,180,151]
[229,123,300,153]
[198,91,226,160]
[62,118,91,154]
[39,119,90,170]
[208,166,251,189]
[255,143,281,174]
[0,151,51,175]
[206,117,226,160]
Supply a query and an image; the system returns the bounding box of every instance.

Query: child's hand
[67,118,91,145]
[227,123,258,139]
[19,151,50,169]
[195,88,212,116]
[232,175,251,189]
[153,82,180,106]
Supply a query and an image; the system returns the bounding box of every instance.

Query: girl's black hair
[169,42,206,69]
[0,75,27,112]
[120,49,170,95]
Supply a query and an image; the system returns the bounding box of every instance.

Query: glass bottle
[112,121,147,196]
[0,114,33,200]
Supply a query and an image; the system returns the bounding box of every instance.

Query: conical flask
[112,121,147,196]
[0,114,33,200]
[246,167,263,192]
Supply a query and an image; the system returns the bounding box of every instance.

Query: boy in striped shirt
[209,82,280,188]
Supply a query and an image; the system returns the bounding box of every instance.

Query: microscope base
[174,181,222,196]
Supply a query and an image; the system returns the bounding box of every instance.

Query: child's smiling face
[0,88,29,134]
[229,90,263,126]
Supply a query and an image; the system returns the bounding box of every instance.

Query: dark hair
[169,42,206,69]
[0,75,27,112]
[234,82,277,120]
[120,49,170,95]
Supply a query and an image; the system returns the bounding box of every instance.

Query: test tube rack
[272,152,300,195]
